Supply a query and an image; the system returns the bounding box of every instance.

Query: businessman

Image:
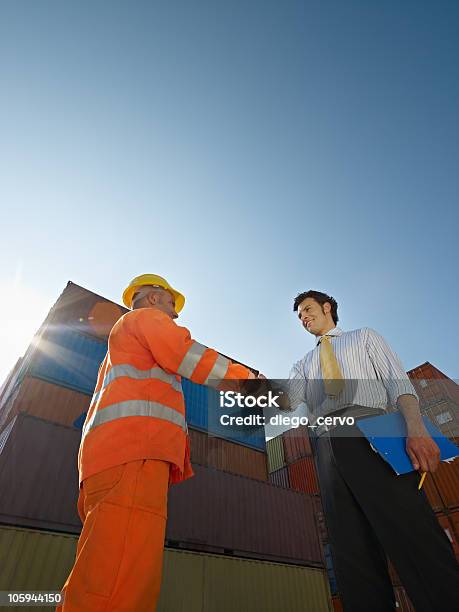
[288,290,459,612]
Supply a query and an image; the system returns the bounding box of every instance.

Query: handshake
[220,372,294,413]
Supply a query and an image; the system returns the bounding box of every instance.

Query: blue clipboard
[356,412,459,475]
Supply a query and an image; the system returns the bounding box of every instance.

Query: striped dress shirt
[288,327,418,421]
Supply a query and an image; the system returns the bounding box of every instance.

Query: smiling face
[297,297,335,337]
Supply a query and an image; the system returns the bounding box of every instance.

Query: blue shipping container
[28,327,107,396]
[182,378,266,451]
[27,328,266,451]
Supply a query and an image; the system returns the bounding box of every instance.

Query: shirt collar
[316,326,343,346]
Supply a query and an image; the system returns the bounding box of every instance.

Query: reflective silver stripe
[204,354,230,387]
[177,342,208,378]
[83,400,187,435]
[91,364,182,406]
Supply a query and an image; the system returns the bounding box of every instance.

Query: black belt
[314,406,386,437]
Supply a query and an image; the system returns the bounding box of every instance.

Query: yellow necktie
[320,335,345,397]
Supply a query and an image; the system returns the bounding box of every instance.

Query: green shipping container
[0,526,332,612]
[266,435,286,473]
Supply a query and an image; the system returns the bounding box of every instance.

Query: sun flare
[0,283,51,384]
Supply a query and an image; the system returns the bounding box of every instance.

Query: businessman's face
[297,298,331,336]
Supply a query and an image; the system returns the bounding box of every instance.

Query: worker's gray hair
[132,285,166,308]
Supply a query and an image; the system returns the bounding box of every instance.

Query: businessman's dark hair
[293,290,339,325]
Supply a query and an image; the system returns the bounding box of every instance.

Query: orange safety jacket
[79,308,252,486]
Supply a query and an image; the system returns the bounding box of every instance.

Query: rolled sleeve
[364,328,418,407]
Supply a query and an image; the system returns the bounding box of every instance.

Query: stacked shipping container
[408,362,459,439]
[0,281,331,611]
[408,362,459,575]
[267,427,336,598]
[1,526,331,612]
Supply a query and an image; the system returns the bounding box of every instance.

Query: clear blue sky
[1,0,458,385]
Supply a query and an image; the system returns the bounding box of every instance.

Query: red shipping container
[0,414,81,533]
[437,513,459,557]
[449,510,459,540]
[288,456,320,494]
[282,426,312,463]
[47,281,127,339]
[332,596,343,612]
[408,362,459,406]
[188,428,268,481]
[432,460,459,510]
[167,464,323,566]
[422,472,444,512]
[0,376,90,429]
[1,414,323,567]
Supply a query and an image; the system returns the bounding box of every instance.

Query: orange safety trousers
[57,459,169,612]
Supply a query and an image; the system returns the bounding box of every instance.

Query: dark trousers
[314,424,459,612]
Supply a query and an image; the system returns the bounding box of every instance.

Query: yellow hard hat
[122,274,185,312]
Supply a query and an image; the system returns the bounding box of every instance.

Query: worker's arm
[134,309,254,387]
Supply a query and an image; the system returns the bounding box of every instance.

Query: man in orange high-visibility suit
[58,274,257,612]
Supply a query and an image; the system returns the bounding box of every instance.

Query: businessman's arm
[365,328,440,472]
[398,393,440,473]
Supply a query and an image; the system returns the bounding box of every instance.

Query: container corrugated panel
[266,435,285,473]
[437,513,459,556]
[0,419,15,455]
[46,281,128,339]
[313,496,328,543]
[288,457,320,495]
[449,509,459,540]
[0,384,22,432]
[1,376,90,429]
[423,472,444,512]
[408,361,459,406]
[269,466,290,488]
[182,378,266,452]
[0,359,27,431]
[196,551,332,612]
[283,426,312,463]
[393,586,416,612]
[188,428,268,481]
[1,527,332,612]
[0,413,321,562]
[182,377,209,430]
[28,327,107,396]
[422,400,459,439]
[432,460,459,510]
[332,596,343,612]
[0,414,81,533]
[0,358,22,405]
[0,526,77,608]
[167,464,323,566]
